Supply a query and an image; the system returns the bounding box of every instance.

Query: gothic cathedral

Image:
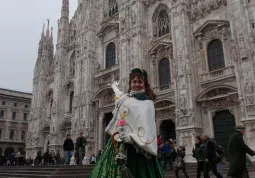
[27,0,255,161]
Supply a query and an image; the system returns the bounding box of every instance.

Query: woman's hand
[120,134,131,143]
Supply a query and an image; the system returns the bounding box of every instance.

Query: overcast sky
[0,0,77,93]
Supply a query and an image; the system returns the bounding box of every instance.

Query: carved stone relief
[239,34,247,60]
[208,98,238,110]
[100,89,115,107]
[249,37,255,56]
[230,39,238,61]
[206,88,232,98]
[244,82,253,94]
[156,109,175,120]
[155,100,174,109]
[191,0,227,20]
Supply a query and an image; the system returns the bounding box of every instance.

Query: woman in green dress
[89,68,164,178]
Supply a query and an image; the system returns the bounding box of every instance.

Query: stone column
[98,112,104,151]
[172,2,202,161]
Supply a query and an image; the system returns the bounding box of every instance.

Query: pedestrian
[75,131,87,165]
[10,153,15,166]
[215,143,224,176]
[16,150,20,166]
[63,134,74,165]
[192,136,204,178]
[162,140,173,170]
[90,154,96,164]
[227,125,255,178]
[157,135,163,167]
[55,150,61,165]
[175,146,189,178]
[201,133,223,178]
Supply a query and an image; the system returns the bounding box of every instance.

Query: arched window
[0,129,2,138]
[207,39,225,71]
[159,58,171,86]
[9,130,14,140]
[153,8,170,38]
[106,42,116,68]
[109,0,118,17]
[21,131,26,140]
[69,91,74,113]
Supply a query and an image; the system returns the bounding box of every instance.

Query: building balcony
[153,83,175,95]
[200,66,235,86]
[94,65,120,88]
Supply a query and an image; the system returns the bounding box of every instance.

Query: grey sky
[0,0,77,93]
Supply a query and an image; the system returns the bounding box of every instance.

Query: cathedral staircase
[0,164,254,178]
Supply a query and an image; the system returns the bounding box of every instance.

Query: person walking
[157,135,163,167]
[193,136,205,178]
[63,134,74,165]
[227,125,255,178]
[175,146,189,178]
[75,131,87,165]
[162,140,172,170]
[202,133,223,178]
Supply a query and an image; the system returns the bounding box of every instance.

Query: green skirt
[90,140,164,178]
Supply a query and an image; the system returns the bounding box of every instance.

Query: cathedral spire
[46,19,50,39]
[61,0,69,18]
[41,23,45,38]
[38,23,45,59]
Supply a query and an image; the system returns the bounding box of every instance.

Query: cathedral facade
[27,0,255,161]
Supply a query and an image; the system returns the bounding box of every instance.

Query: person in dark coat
[75,131,87,165]
[175,146,189,178]
[227,125,255,178]
[193,136,205,178]
[63,134,74,165]
[202,133,223,178]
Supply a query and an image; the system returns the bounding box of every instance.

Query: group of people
[157,137,189,178]
[0,150,28,166]
[63,131,87,165]
[193,125,255,178]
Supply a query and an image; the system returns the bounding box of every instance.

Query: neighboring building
[27,0,255,161]
[0,88,32,159]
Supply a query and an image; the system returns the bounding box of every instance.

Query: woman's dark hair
[196,136,202,144]
[128,72,156,101]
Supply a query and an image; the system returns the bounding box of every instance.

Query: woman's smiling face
[131,76,145,91]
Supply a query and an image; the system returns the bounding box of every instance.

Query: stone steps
[0,164,254,178]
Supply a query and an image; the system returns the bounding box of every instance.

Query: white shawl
[105,94,157,156]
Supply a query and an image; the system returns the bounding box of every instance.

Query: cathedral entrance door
[213,110,235,151]
[160,120,176,143]
[103,112,113,147]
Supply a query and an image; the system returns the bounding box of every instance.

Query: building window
[12,112,16,120]
[69,91,74,113]
[109,0,118,17]
[14,103,17,107]
[25,105,28,109]
[21,131,26,140]
[159,58,171,86]
[106,42,116,68]
[9,130,14,140]
[0,129,2,138]
[23,113,28,121]
[207,39,225,71]
[1,101,5,105]
[153,9,170,38]
[0,110,4,118]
